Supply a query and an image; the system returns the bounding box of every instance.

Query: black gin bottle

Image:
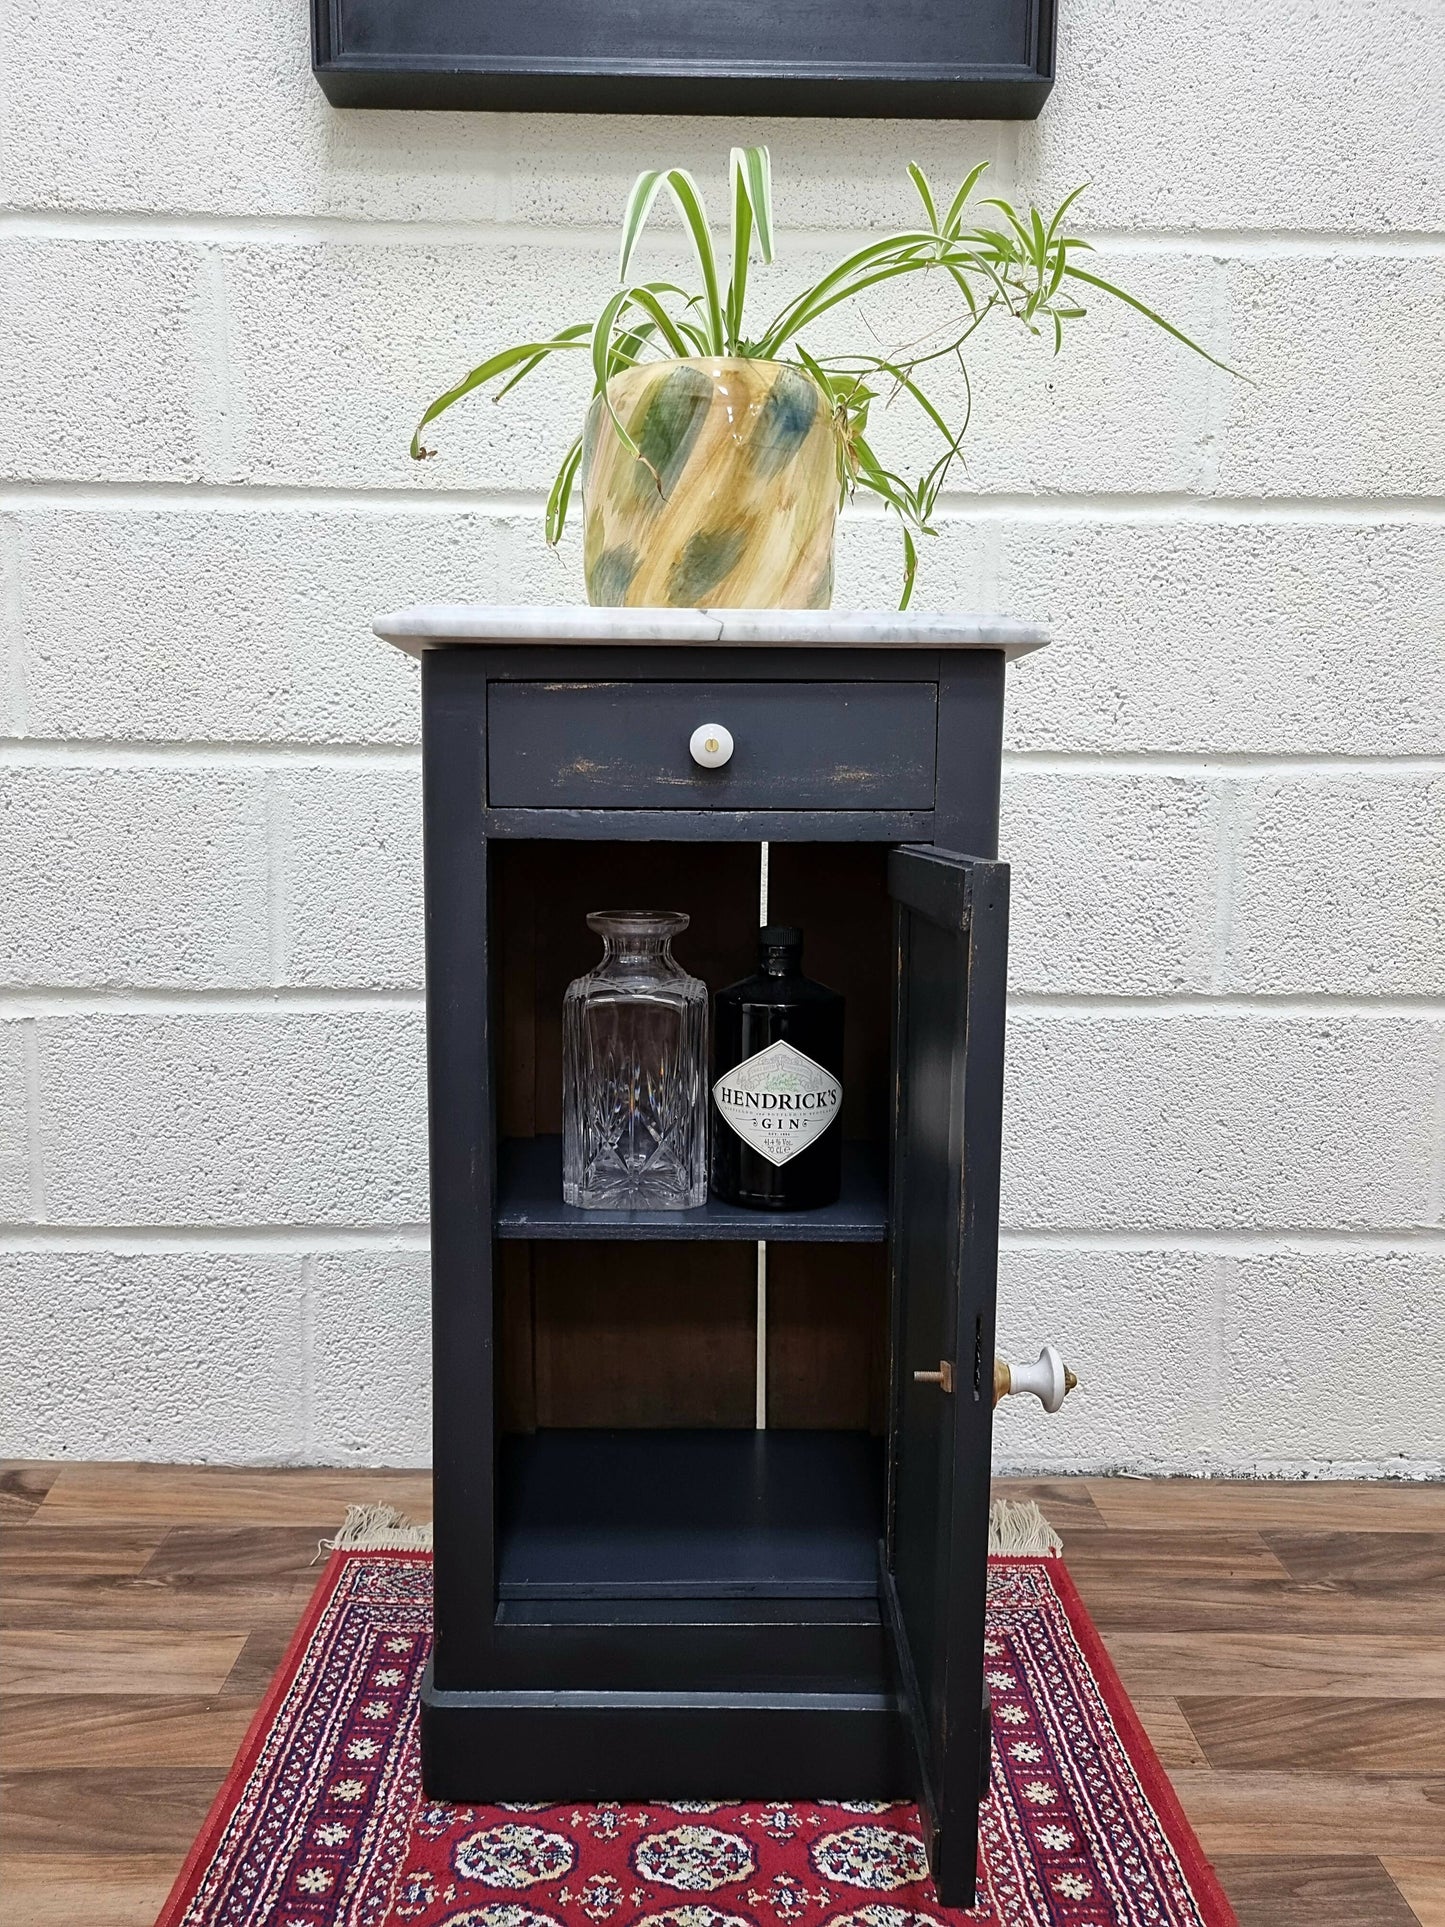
[711,926,845,1209]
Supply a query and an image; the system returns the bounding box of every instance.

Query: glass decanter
[562,910,708,1210]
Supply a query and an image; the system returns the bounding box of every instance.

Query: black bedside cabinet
[376,606,1047,1909]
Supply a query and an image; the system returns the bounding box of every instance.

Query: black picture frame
[311,0,1056,118]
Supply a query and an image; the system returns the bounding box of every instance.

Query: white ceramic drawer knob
[690,722,734,769]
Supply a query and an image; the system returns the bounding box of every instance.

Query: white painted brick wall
[0,768,272,984]
[0,1251,309,1460]
[1004,1015,1443,1230]
[24,1012,427,1225]
[277,767,425,987]
[311,1252,432,1464]
[2,0,1442,1474]
[0,1026,32,1219]
[1,241,205,482]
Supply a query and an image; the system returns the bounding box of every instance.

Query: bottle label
[712,1039,843,1167]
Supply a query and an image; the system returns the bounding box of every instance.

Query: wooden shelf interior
[493,839,893,1435]
[496,1135,887,1242]
[496,1428,885,1600]
[499,1240,887,1432]
[493,839,892,1146]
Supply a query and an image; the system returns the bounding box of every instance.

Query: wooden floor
[2,1465,1442,1927]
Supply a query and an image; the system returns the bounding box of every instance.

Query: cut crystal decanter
[562,910,708,1210]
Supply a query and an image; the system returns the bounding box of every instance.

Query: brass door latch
[914,1347,1079,1412]
[913,1360,955,1393]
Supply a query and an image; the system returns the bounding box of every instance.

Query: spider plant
[413,146,1232,607]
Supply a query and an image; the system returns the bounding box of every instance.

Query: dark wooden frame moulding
[311,0,1056,117]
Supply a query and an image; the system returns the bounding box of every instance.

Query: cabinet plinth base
[420,1661,909,1803]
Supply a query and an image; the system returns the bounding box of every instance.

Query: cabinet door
[881,846,1009,1908]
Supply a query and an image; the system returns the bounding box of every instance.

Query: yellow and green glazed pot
[581,358,838,609]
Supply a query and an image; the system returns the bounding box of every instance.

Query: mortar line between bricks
[0,1225,1442,1255]
[1428,1029,1445,1228]
[1,989,1443,1016]
[0,739,422,766]
[0,516,25,736]
[2,741,1441,775]
[300,1252,317,1456]
[264,775,288,986]
[0,988,427,1013]
[1002,994,1445,1016]
[1001,1228,1445,1252]
[1209,779,1246,994]
[1191,254,1226,499]
[1206,1253,1229,1458]
[0,1226,432,1252]
[1004,754,1445,776]
[3,210,1445,255]
[21,1019,46,1223]
[2,482,1444,522]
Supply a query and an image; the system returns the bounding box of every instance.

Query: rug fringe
[321,1498,1059,1561]
[320,1503,434,1558]
[988,1497,1063,1557]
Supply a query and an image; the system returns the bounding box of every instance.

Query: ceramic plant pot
[581,358,838,609]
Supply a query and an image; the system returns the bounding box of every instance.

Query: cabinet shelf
[495,1136,887,1242]
[497,1428,884,1600]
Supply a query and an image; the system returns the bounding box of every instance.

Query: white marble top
[374,604,1048,659]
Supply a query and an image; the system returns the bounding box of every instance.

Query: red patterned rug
[155,1552,1233,1927]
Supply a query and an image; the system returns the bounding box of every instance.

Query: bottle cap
[758,925,803,962]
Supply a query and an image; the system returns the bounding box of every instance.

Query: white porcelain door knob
[1005,1344,1076,1415]
[689,723,734,769]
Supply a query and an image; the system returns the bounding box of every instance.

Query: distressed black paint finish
[883,847,1009,1906]
[313,0,1055,118]
[421,650,496,1691]
[418,636,1015,1906]
[487,679,938,811]
[483,807,934,843]
[421,1672,909,1804]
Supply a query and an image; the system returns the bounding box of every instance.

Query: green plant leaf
[493,320,595,400]
[1065,264,1249,376]
[744,146,775,259]
[907,163,939,231]
[898,526,918,610]
[409,334,589,458]
[727,169,753,345]
[945,260,979,315]
[615,284,695,358]
[981,197,1036,256]
[545,435,584,546]
[412,148,1241,615]
[856,355,958,453]
[942,161,991,236]
[664,168,725,354]
[618,169,667,283]
[726,147,773,347]
[755,228,953,354]
[618,166,725,355]
[1044,181,1090,244]
[791,342,843,403]
[590,286,647,459]
[1029,206,1049,268]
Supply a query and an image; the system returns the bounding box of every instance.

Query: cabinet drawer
[486,680,938,810]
